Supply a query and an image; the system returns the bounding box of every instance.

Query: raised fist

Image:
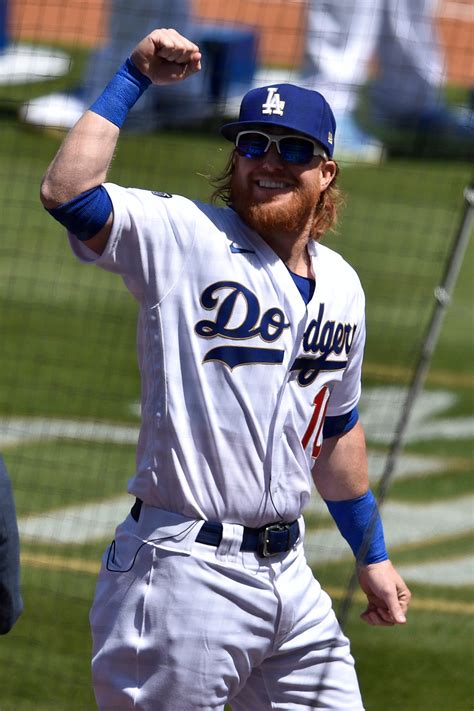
[131,28,202,85]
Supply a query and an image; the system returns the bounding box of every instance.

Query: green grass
[405,437,473,458]
[4,440,135,515]
[0,59,473,710]
[0,569,96,710]
[350,609,474,711]
[389,533,474,568]
[1,298,139,418]
[388,467,473,502]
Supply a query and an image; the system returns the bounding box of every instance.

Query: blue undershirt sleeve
[323,406,359,439]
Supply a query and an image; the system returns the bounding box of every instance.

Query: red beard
[230,171,321,241]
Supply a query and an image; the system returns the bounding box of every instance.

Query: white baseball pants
[90,505,364,710]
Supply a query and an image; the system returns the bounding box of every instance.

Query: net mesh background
[0,1,472,708]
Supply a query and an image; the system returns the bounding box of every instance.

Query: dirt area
[8,0,473,85]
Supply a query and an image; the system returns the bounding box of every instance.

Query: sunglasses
[235,130,327,165]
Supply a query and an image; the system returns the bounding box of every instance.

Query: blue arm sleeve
[323,406,359,439]
[46,185,113,241]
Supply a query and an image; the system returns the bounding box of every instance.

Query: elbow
[40,172,80,209]
[40,175,63,210]
[40,176,103,211]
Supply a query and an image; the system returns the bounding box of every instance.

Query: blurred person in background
[21,0,472,156]
[20,0,209,131]
[0,458,22,635]
[302,0,474,161]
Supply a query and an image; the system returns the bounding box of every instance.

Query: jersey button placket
[268,311,310,514]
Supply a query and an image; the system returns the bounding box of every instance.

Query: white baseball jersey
[69,184,365,527]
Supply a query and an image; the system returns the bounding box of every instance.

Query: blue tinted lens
[279,137,314,164]
[236,132,316,164]
[236,133,268,158]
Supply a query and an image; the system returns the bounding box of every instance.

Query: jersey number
[301,386,330,460]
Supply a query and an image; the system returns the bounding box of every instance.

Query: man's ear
[320,160,337,190]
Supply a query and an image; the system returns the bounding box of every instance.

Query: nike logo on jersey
[229,242,255,254]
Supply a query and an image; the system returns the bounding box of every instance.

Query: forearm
[313,422,387,564]
[40,28,201,237]
[40,111,119,208]
[40,57,152,251]
[40,53,153,208]
[313,420,369,500]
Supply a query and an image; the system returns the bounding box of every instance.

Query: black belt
[130,498,299,558]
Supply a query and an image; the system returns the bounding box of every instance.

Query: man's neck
[286,251,313,278]
[263,231,313,277]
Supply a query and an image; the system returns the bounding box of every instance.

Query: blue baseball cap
[221,84,336,158]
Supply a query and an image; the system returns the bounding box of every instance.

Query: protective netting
[0,1,472,708]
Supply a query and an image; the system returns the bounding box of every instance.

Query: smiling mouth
[256,179,293,190]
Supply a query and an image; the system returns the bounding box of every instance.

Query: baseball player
[40,28,411,711]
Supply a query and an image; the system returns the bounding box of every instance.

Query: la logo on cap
[261,87,285,116]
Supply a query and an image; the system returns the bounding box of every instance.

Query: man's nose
[260,143,284,169]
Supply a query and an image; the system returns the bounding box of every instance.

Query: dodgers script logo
[195,282,290,368]
[261,87,285,116]
[195,282,357,381]
[290,303,357,386]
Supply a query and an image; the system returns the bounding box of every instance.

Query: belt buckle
[258,523,291,558]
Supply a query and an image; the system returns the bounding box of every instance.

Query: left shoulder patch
[152,191,172,198]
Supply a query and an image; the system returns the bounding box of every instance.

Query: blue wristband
[89,57,152,128]
[47,185,113,241]
[325,490,388,565]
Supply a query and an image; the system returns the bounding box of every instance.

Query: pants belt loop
[216,523,243,562]
[297,515,305,541]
